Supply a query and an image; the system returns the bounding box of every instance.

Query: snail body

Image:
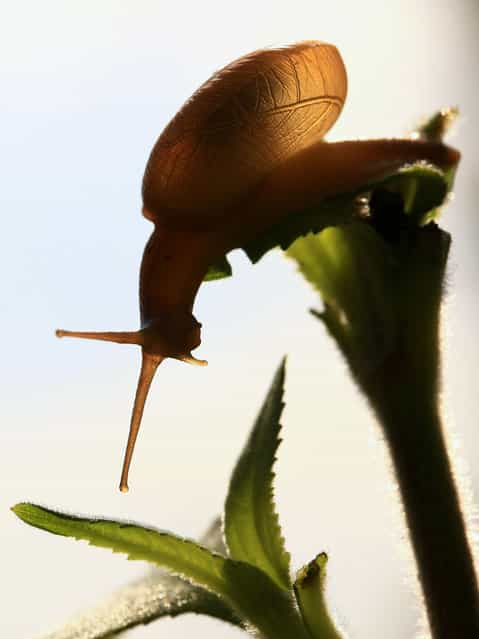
[57,41,459,492]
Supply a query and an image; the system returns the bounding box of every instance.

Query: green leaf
[288,219,450,398]
[43,575,241,639]
[12,503,228,593]
[224,359,291,591]
[204,255,233,281]
[40,518,243,639]
[287,223,398,378]
[372,163,448,225]
[13,504,308,639]
[294,554,343,639]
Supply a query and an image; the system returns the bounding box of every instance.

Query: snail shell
[142,41,347,227]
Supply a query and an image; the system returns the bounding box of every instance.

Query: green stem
[370,367,479,638]
[290,212,477,635]
[362,227,479,637]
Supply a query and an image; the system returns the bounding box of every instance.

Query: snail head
[141,311,206,366]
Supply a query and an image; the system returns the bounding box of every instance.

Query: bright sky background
[2,1,478,637]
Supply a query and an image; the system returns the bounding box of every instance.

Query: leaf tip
[276,356,288,386]
[295,552,329,589]
[11,502,35,523]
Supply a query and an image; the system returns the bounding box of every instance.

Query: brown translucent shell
[142,41,347,225]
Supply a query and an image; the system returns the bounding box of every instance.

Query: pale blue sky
[2,1,478,637]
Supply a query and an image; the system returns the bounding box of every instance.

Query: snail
[56,41,459,492]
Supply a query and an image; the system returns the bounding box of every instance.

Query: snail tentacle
[119,352,163,493]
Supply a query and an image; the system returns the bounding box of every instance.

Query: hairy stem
[369,363,479,638]
[363,227,479,637]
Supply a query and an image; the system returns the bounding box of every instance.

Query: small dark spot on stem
[369,188,408,243]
